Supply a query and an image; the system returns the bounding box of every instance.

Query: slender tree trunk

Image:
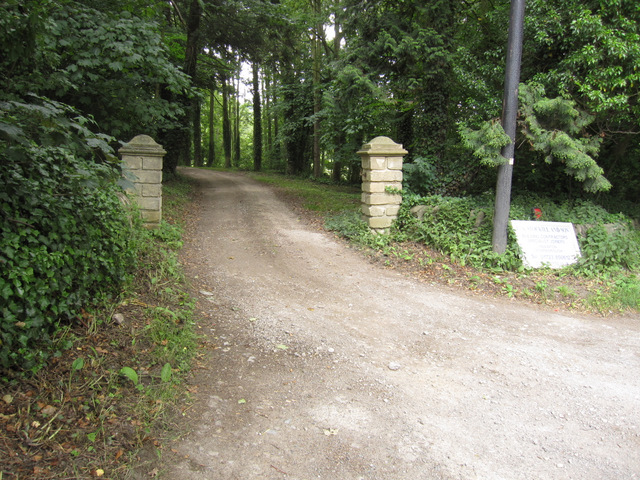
[331,156,342,182]
[193,98,202,166]
[184,0,202,166]
[348,132,364,184]
[332,9,343,182]
[311,0,322,178]
[274,100,281,170]
[158,86,181,175]
[207,86,216,167]
[264,72,273,169]
[234,74,241,166]
[222,74,232,168]
[348,162,360,184]
[184,0,201,84]
[252,59,262,171]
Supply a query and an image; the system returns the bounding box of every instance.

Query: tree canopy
[4,0,639,195]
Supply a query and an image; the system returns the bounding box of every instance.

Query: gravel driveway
[140,168,640,480]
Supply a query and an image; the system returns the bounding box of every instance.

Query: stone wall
[358,137,407,233]
[118,135,166,228]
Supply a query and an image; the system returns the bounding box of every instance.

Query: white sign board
[510,220,581,269]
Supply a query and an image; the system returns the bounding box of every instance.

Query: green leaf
[160,362,172,383]
[0,122,25,142]
[119,366,139,385]
[71,357,84,371]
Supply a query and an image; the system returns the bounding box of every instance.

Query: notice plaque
[510,220,581,269]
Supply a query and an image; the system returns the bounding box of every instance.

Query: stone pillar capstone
[357,136,407,233]
[119,135,166,228]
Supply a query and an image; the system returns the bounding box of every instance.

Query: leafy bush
[149,221,183,250]
[0,0,191,142]
[508,194,626,224]
[394,192,640,275]
[574,225,640,275]
[0,98,138,370]
[395,194,522,271]
[613,276,640,311]
[459,82,610,194]
[402,156,440,195]
[325,212,395,250]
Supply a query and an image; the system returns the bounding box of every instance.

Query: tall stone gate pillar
[357,136,407,233]
[119,135,166,228]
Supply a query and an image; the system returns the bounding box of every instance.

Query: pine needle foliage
[460,82,611,193]
[518,83,610,193]
[459,119,512,167]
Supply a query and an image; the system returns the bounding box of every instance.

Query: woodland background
[4,0,640,199]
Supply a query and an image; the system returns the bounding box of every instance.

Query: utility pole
[492,0,526,254]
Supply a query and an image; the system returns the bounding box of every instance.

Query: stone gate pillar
[357,136,407,233]
[119,135,166,228]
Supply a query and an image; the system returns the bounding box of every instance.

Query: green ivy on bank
[0,97,139,370]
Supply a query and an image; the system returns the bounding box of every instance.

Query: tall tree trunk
[193,98,202,166]
[263,71,272,169]
[311,0,322,178]
[282,65,303,174]
[184,0,202,166]
[222,74,232,168]
[234,74,241,166]
[332,8,343,182]
[348,162,360,184]
[157,86,184,175]
[252,59,262,171]
[274,97,281,170]
[348,132,364,184]
[207,86,216,167]
[184,0,201,84]
[157,1,185,174]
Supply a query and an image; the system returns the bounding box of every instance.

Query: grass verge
[0,174,199,479]
[249,172,360,214]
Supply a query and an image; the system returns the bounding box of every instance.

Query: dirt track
[138,168,640,479]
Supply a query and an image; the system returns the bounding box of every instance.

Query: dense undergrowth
[0,175,199,479]
[395,192,640,275]
[251,172,639,315]
[0,98,130,370]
